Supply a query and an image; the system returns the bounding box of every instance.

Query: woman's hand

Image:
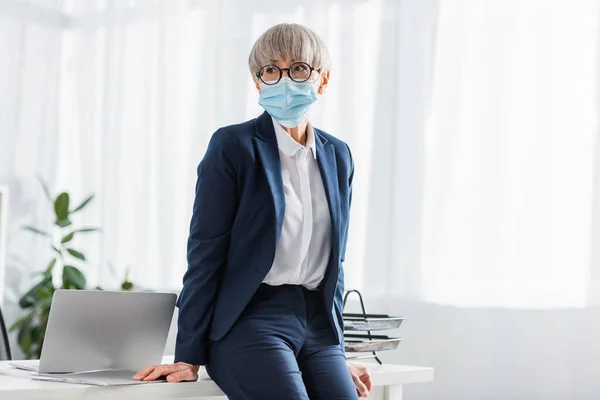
[132,362,200,383]
[347,361,372,397]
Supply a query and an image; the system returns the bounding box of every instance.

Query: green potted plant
[9,180,133,359]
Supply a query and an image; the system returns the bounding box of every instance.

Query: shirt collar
[271,117,317,159]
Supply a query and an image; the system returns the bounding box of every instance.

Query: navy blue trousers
[206,284,358,400]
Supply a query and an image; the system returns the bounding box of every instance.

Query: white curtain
[353,0,600,310]
[420,0,599,309]
[52,0,399,290]
[0,0,64,306]
[0,0,397,293]
[380,2,600,400]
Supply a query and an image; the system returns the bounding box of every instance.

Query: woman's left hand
[347,361,372,397]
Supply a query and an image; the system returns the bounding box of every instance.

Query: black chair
[0,306,12,360]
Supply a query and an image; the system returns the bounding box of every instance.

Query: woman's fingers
[132,364,157,380]
[133,363,199,382]
[144,365,175,381]
[166,369,198,383]
[352,373,369,397]
[359,368,373,391]
[347,362,372,397]
[142,364,178,381]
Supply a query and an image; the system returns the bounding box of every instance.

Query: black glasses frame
[256,62,320,85]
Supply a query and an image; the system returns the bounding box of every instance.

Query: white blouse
[262,118,332,290]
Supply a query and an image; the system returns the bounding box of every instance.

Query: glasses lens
[289,62,312,82]
[259,65,281,84]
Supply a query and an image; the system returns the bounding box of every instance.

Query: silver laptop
[11,289,176,385]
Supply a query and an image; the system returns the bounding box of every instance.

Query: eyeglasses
[256,62,319,85]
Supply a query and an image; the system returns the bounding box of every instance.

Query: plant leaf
[52,245,62,256]
[37,176,52,203]
[70,194,94,214]
[72,227,101,234]
[38,298,52,326]
[121,281,134,291]
[66,248,85,261]
[19,328,32,355]
[22,226,50,237]
[18,275,53,308]
[35,285,54,300]
[44,259,57,277]
[55,218,72,228]
[38,258,57,280]
[30,325,46,346]
[28,318,47,360]
[16,312,35,355]
[18,293,39,309]
[62,265,86,289]
[61,232,75,244]
[54,192,70,221]
[9,313,33,333]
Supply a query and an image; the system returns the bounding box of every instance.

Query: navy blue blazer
[174,111,353,366]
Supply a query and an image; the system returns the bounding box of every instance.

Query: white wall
[373,301,600,400]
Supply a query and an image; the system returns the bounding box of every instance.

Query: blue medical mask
[258,77,318,128]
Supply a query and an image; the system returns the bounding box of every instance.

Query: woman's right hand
[132,362,200,383]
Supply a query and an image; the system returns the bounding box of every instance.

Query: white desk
[0,356,433,400]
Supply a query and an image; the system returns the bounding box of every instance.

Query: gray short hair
[248,23,331,76]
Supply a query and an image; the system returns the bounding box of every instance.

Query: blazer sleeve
[341,142,354,264]
[334,143,354,342]
[174,128,238,366]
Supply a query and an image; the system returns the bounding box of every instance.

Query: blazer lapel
[315,131,341,259]
[254,112,286,245]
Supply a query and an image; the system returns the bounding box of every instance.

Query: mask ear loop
[312,70,326,95]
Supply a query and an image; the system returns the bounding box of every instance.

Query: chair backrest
[0,307,11,360]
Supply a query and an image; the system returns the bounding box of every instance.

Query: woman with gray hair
[134,23,370,399]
